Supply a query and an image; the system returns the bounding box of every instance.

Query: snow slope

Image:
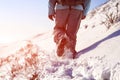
[0,0,120,80]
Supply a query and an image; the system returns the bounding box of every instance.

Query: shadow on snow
[77,29,120,58]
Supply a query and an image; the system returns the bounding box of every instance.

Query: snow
[0,0,120,80]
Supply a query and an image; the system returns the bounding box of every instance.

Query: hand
[81,11,86,20]
[48,15,55,21]
[81,15,86,20]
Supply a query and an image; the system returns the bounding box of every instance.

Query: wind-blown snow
[0,0,120,80]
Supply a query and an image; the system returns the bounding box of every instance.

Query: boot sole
[57,38,67,57]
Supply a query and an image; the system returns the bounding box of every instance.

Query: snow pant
[54,8,82,51]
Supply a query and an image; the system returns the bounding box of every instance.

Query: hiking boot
[57,37,67,57]
[65,40,77,59]
[72,50,77,59]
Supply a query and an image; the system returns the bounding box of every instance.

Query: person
[48,0,91,59]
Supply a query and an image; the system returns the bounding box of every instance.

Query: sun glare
[0,36,17,44]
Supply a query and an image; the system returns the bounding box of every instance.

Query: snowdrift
[0,0,120,80]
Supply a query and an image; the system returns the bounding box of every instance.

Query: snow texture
[0,0,120,80]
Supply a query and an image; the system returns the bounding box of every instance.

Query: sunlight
[0,36,17,43]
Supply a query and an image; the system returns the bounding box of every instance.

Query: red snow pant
[54,8,83,52]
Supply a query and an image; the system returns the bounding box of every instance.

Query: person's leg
[54,9,69,44]
[54,9,69,56]
[66,9,82,58]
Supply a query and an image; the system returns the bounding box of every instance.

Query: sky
[0,0,108,43]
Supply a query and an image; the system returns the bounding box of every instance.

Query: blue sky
[0,0,108,43]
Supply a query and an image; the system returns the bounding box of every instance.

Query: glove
[48,14,55,21]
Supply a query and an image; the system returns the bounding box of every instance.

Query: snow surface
[0,0,120,80]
